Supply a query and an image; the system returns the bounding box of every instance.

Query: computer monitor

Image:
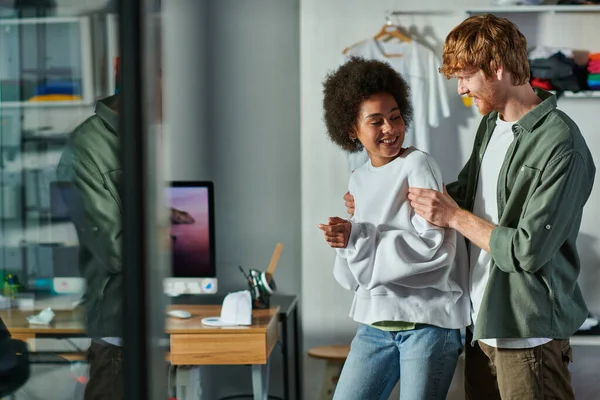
[165,181,217,295]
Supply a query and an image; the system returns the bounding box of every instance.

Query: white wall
[206,3,301,397]
[300,1,600,399]
[163,0,209,181]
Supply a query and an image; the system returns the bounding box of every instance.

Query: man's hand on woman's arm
[344,191,355,216]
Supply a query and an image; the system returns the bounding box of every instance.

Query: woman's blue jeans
[333,324,462,400]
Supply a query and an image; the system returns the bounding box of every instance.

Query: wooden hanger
[374,14,411,43]
[342,14,411,56]
[373,14,411,58]
[342,39,366,55]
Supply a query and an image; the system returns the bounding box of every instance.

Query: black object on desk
[0,316,31,397]
[171,294,301,400]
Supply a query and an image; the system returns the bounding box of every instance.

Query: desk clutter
[197,242,283,327]
[239,242,282,309]
[25,307,55,325]
[529,46,600,94]
[200,290,253,327]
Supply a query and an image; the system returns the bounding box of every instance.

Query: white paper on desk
[201,290,252,327]
[27,307,55,325]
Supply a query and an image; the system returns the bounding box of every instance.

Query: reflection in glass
[0,2,166,399]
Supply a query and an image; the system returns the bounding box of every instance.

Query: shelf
[392,5,600,15]
[571,335,600,346]
[466,5,600,14]
[22,134,69,143]
[21,68,75,75]
[0,16,83,25]
[0,100,92,108]
[549,90,600,98]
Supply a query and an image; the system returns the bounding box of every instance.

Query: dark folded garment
[530,52,588,92]
[558,0,600,4]
[530,52,575,80]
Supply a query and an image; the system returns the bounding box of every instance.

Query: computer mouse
[167,309,192,319]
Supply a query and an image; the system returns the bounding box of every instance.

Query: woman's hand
[318,217,352,248]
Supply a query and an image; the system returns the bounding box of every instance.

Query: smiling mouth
[379,136,398,144]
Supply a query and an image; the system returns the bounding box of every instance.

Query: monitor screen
[168,181,216,278]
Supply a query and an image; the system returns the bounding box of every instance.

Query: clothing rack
[390,10,454,16]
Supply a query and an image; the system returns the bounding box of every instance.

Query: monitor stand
[52,277,86,295]
[164,278,218,296]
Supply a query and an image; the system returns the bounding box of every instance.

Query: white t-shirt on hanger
[343,38,450,173]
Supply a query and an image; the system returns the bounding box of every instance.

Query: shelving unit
[552,90,600,98]
[392,5,600,102]
[465,5,600,14]
[0,16,94,108]
[0,14,100,286]
[571,335,600,346]
[392,5,600,16]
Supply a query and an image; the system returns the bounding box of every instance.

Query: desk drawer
[170,333,268,365]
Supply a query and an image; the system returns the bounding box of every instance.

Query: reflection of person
[57,93,172,399]
[56,26,166,398]
[57,94,131,400]
[319,57,469,400]
[347,15,596,400]
[56,95,126,400]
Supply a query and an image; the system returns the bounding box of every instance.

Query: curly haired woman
[318,57,470,400]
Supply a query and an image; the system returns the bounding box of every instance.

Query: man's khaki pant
[465,334,574,400]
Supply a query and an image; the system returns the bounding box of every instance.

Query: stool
[307,345,350,400]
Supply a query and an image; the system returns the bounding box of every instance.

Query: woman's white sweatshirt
[335,147,471,329]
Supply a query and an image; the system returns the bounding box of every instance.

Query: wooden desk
[167,305,279,366]
[173,293,301,400]
[0,304,280,400]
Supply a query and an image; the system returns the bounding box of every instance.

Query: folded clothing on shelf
[492,0,543,4]
[588,79,600,90]
[589,62,600,74]
[531,77,553,90]
[589,54,600,76]
[28,94,82,102]
[558,0,600,4]
[34,81,81,96]
[529,51,588,92]
[588,53,600,89]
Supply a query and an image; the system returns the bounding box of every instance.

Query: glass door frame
[119,0,168,398]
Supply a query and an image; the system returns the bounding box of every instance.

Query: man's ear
[495,65,506,81]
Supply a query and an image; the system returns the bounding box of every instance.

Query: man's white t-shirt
[470,116,552,349]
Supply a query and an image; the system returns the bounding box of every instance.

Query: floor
[9,344,600,399]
